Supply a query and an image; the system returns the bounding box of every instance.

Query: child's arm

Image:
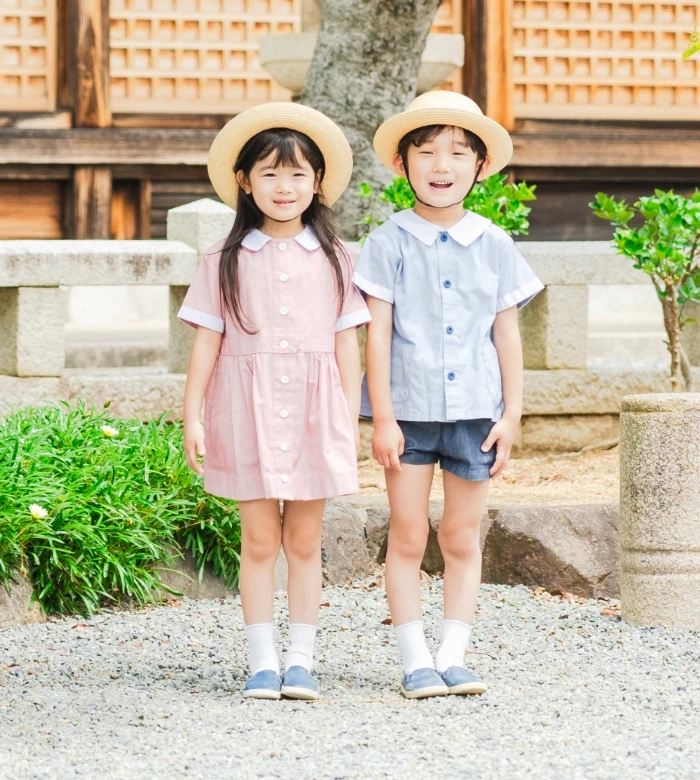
[183,326,222,474]
[365,296,404,471]
[335,327,362,454]
[482,305,522,477]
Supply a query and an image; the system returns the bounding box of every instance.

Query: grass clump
[0,403,240,616]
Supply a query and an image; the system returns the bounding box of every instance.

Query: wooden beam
[2,126,700,169]
[70,166,111,238]
[0,113,72,129]
[67,0,111,127]
[484,0,513,130]
[113,114,232,130]
[138,180,152,240]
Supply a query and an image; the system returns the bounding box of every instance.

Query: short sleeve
[353,224,401,304]
[496,239,544,313]
[177,245,225,333]
[335,249,372,333]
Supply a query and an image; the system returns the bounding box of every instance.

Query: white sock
[245,623,279,675]
[285,623,317,672]
[394,620,435,675]
[435,619,472,673]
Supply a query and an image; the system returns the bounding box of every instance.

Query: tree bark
[301,0,442,238]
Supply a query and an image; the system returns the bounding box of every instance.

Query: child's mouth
[429,181,453,191]
[274,200,296,206]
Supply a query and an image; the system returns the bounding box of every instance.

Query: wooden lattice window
[431,0,463,93]
[512,1,700,120]
[109,0,301,114]
[0,0,56,111]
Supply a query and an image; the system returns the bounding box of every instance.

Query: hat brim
[373,107,513,176]
[208,103,353,209]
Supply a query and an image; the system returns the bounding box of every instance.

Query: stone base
[354,499,621,600]
[155,548,236,600]
[0,574,45,629]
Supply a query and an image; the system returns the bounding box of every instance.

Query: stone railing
[1,197,699,451]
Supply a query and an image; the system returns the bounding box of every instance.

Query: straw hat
[373,91,513,175]
[208,102,353,208]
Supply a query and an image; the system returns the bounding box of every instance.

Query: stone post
[0,287,65,376]
[166,199,235,373]
[519,285,588,370]
[619,393,700,628]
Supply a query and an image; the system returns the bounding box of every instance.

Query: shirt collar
[240,226,321,252]
[390,209,491,248]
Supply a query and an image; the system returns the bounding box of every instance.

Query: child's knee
[282,527,321,562]
[437,522,480,562]
[388,522,429,560]
[244,528,281,564]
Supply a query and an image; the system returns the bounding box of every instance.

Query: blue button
[446,326,454,335]
[443,280,452,288]
[440,233,448,242]
[447,372,456,381]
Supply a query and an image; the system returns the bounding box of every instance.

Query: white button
[280,409,289,418]
[280,443,288,452]
[278,243,287,251]
[281,375,289,384]
[280,307,289,315]
[280,474,289,483]
[280,339,289,349]
[280,273,288,282]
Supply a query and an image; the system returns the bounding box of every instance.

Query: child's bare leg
[282,499,325,625]
[239,498,283,676]
[385,463,435,675]
[281,499,325,673]
[435,471,490,672]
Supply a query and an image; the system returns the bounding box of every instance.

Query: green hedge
[0,403,240,616]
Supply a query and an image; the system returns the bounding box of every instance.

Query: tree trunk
[662,290,684,392]
[301,0,442,238]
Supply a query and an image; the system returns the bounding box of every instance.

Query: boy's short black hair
[397,124,488,171]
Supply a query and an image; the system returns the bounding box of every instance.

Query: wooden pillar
[464,0,513,130]
[66,0,112,237]
[71,166,112,239]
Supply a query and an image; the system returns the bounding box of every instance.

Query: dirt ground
[358,447,620,505]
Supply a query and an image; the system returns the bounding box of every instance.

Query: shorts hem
[440,460,492,482]
[399,453,439,466]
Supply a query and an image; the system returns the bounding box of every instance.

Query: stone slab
[0,241,197,287]
[322,500,371,585]
[155,547,236,601]
[0,575,46,629]
[166,199,234,255]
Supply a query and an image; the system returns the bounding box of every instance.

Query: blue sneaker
[440,666,487,695]
[242,670,281,700]
[281,665,320,701]
[400,667,449,699]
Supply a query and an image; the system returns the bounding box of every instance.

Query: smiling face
[394,125,489,212]
[236,141,320,227]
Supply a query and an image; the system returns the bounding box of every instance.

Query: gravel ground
[1,582,699,780]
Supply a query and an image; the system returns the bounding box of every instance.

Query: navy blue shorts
[397,419,497,482]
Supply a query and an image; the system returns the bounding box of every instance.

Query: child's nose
[433,156,451,172]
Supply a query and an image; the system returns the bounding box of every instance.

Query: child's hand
[482,415,519,478]
[184,420,206,475]
[372,419,405,471]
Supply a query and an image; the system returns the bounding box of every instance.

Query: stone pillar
[620,393,700,628]
[166,199,235,373]
[0,287,65,376]
[519,285,588,370]
[680,301,700,367]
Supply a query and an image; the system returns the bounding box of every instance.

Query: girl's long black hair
[218,128,349,334]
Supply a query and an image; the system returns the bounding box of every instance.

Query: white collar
[390,209,491,248]
[240,226,321,252]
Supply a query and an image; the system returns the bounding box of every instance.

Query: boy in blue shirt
[354,91,543,699]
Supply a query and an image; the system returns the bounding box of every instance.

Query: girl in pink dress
[178,103,369,701]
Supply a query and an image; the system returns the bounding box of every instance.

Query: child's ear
[392,153,407,178]
[477,158,491,181]
[236,169,252,194]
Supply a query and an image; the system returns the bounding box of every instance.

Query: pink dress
[178,227,371,501]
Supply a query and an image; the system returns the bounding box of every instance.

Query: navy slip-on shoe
[400,667,449,699]
[242,669,281,700]
[440,666,487,695]
[281,665,320,701]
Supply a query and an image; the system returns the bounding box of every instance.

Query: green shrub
[590,189,700,392]
[0,403,240,615]
[357,174,537,241]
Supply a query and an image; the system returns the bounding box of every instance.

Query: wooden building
[1,0,699,241]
